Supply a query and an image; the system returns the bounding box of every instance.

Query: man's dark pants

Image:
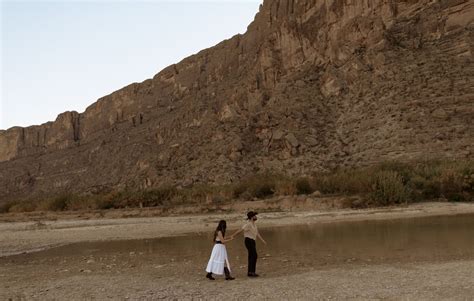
[245,237,258,274]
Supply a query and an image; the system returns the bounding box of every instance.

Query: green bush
[369,170,410,205]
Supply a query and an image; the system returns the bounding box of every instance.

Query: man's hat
[247,211,258,220]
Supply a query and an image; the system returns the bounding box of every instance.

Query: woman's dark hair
[213,220,227,242]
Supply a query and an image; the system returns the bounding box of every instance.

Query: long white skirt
[205,244,231,275]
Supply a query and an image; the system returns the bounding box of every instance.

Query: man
[231,211,267,277]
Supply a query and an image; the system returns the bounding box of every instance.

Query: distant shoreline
[1,201,473,257]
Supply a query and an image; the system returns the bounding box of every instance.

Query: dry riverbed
[1,202,474,300]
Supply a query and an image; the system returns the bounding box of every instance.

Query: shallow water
[3,214,474,276]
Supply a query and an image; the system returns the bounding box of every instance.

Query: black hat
[247,211,258,220]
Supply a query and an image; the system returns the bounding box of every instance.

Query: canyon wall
[1,0,473,202]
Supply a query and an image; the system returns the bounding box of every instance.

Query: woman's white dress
[205,240,231,275]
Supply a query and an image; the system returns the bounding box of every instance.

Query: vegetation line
[1,160,473,214]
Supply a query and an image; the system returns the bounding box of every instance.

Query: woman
[230,211,267,277]
[205,220,235,280]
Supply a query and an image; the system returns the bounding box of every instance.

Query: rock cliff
[1,0,473,203]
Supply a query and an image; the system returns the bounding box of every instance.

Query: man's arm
[230,228,244,238]
[257,232,267,245]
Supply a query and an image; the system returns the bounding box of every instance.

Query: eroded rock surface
[1,0,473,202]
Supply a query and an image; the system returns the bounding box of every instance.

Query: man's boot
[224,267,235,280]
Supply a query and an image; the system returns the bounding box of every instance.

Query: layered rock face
[1,0,473,203]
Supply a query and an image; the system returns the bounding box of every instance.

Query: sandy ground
[2,259,473,300]
[1,202,474,300]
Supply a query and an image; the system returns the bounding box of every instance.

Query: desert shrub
[177,184,225,204]
[439,169,462,199]
[139,186,178,207]
[84,191,126,209]
[94,194,117,210]
[99,187,179,209]
[311,173,340,194]
[295,178,314,195]
[340,197,368,209]
[37,194,73,211]
[309,160,473,204]
[253,182,275,198]
[233,174,277,199]
[274,178,297,196]
[409,175,440,201]
[369,170,410,205]
[378,161,412,181]
[411,161,442,180]
[187,185,214,201]
[311,169,372,195]
[8,201,37,213]
[233,183,247,199]
[0,201,15,213]
[66,196,99,211]
[438,167,473,202]
[64,184,223,211]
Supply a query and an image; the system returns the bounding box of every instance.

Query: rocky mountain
[1,0,473,203]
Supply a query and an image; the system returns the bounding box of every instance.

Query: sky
[0,0,262,130]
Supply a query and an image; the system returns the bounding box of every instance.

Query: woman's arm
[217,231,234,243]
[229,228,244,238]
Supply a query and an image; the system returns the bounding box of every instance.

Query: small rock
[273,129,285,140]
[80,269,92,273]
[285,133,299,147]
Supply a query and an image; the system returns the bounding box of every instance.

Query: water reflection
[3,214,474,275]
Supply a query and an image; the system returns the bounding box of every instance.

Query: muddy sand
[1,202,474,300]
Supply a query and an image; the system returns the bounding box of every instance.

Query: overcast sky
[0,0,262,130]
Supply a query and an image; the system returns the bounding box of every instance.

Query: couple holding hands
[205,211,267,280]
